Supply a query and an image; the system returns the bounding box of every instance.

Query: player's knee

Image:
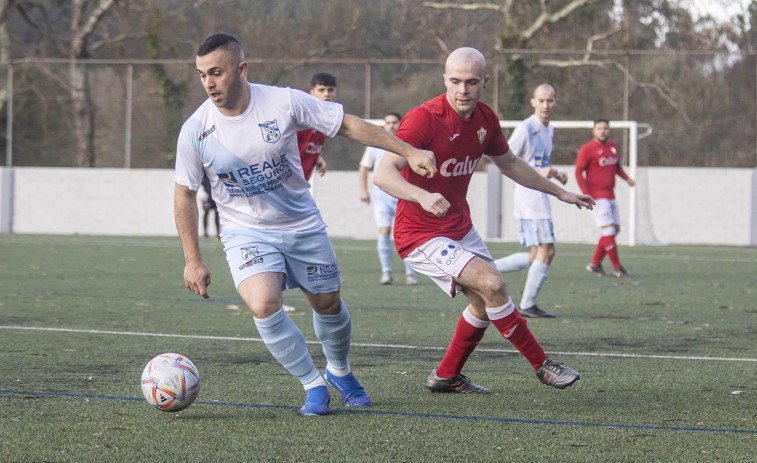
[307,290,342,315]
[478,272,507,299]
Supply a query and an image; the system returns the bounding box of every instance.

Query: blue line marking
[2,389,754,434]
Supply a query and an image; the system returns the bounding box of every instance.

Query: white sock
[521,261,549,309]
[326,364,351,377]
[493,252,531,273]
[303,376,328,390]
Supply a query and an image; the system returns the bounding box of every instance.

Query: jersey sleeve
[507,123,528,159]
[174,124,205,191]
[289,89,344,137]
[395,106,434,149]
[574,144,592,195]
[485,120,509,157]
[359,147,375,169]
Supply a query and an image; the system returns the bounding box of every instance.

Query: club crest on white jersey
[259,120,281,143]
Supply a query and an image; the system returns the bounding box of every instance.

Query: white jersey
[175,82,344,231]
[511,115,554,219]
[359,146,386,170]
[359,146,388,193]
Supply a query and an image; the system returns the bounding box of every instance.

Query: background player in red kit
[297,72,336,180]
[374,47,594,393]
[575,119,635,277]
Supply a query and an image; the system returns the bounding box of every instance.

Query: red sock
[436,314,487,378]
[490,310,546,370]
[603,235,621,269]
[592,237,607,265]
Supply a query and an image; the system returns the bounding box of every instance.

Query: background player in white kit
[493,84,570,318]
[174,34,436,416]
[359,112,418,286]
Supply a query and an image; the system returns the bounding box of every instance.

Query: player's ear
[239,61,248,78]
[483,75,490,88]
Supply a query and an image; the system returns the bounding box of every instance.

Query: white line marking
[2,325,755,362]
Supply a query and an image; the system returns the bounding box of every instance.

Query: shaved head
[443,47,489,118]
[445,47,487,78]
[533,83,556,99]
[530,83,558,125]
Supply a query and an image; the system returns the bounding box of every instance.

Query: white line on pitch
[2,325,755,363]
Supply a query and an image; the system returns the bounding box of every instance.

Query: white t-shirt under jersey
[511,114,554,219]
[175,82,344,231]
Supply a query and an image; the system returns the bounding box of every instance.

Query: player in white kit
[174,34,436,416]
[493,84,570,318]
[359,112,418,285]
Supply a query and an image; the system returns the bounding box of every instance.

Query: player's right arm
[574,145,591,195]
[174,183,211,299]
[373,151,450,218]
[358,165,371,203]
[338,114,437,179]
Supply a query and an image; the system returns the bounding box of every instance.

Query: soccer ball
[140,353,200,412]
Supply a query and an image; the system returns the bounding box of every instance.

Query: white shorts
[403,228,493,298]
[371,186,398,229]
[517,218,555,247]
[591,198,620,228]
[221,226,341,294]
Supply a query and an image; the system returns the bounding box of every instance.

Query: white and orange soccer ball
[140,353,200,412]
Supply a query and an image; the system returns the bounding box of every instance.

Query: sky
[689,0,751,23]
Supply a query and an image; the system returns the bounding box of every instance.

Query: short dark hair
[197,33,244,61]
[310,72,337,88]
[594,118,610,126]
[385,112,402,121]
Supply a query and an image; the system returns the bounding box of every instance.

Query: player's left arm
[491,150,594,210]
[617,164,635,186]
[338,114,437,178]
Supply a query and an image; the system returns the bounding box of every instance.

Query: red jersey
[574,139,629,200]
[393,94,509,258]
[297,128,326,181]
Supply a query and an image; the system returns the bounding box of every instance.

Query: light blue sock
[313,299,351,372]
[521,261,549,309]
[254,308,321,385]
[403,261,415,276]
[493,252,531,273]
[377,234,393,272]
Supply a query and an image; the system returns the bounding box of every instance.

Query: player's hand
[360,191,370,203]
[627,178,636,187]
[554,171,568,185]
[316,156,327,177]
[419,192,450,218]
[407,149,437,178]
[558,191,595,210]
[184,261,211,299]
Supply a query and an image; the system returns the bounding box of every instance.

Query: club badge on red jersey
[477,127,487,144]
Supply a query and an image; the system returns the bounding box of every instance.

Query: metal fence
[2,50,756,170]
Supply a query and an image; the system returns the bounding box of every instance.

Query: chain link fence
[2,50,755,170]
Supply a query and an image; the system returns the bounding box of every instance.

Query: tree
[146,7,189,167]
[69,0,117,167]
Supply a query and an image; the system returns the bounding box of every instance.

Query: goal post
[499,120,651,246]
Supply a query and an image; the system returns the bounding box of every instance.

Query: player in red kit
[374,47,594,394]
[297,73,336,181]
[575,119,635,277]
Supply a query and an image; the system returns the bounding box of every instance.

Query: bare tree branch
[520,0,605,42]
[422,2,503,11]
